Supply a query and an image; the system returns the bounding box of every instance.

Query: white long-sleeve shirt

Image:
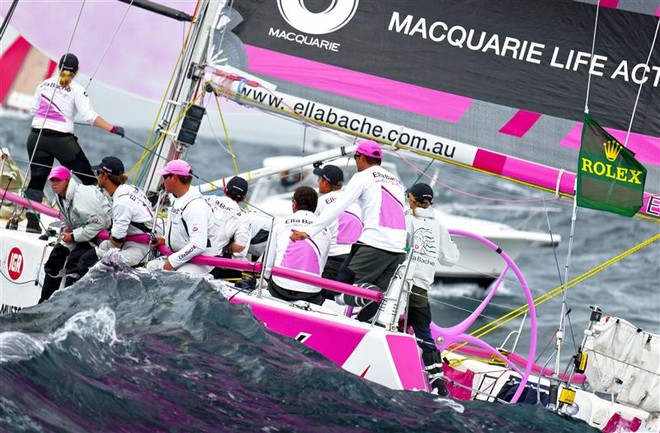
[205,195,251,258]
[110,184,153,240]
[405,207,460,291]
[315,190,363,256]
[265,210,330,293]
[306,165,406,253]
[30,77,99,133]
[165,188,220,269]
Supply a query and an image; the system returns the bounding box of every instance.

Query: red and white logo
[7,247,24,281]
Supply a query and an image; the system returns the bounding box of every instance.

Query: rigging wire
[623,17,660,147]
[131,0,202,184]
[23,0,87,233]
[0,0,19,41]
[467,232,660,341]
[583,0,601,114]
[201,95,239,161]
[212,92,240,176]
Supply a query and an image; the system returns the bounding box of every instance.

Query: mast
[139,0,225,196]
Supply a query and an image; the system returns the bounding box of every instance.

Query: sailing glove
[110,126,125,137]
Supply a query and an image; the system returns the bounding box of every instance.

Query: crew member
[147,160,221,274]
[25,53,124,234]
[39,166,111,302]
[291,140,406,321]
[266,186,330,305]
[313,164,362,288]
[405,182,460,397]
[94,156,154,266]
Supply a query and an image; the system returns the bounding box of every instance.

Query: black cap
[407,183,434,203]
[59,53,79,74]
[92,156,124,176]
[226,176,248,195]
[313,165,344,186]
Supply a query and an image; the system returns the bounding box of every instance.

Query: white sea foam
[49,306,119,346]
[0,331,45,363]
[0,308,120,363]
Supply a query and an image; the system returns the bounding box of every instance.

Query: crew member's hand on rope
[110,125,125,137]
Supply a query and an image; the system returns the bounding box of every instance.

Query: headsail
[3,0,658,217]
[0,1,198,102]
[208,0,659,217]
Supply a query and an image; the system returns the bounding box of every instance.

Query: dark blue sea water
[0,259,593,433]
[1,116,658,432]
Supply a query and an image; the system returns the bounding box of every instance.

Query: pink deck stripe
[643,193,660,217]
[558,123,660,167]
[0,36,31,103]
[498,110,541,137]
[247,302,368,366]
[245,45,474,123]
[385,335,428,390]
[598,0,620,9]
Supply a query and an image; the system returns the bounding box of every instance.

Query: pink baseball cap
[354,140,383,159]
[157,159,192,177]
[48,166,72,181]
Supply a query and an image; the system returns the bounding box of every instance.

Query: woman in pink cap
[24,53,124,234]
[39,165,111,303]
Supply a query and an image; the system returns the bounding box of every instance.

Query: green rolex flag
[576,114,647,217]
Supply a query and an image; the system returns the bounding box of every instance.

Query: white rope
[583,0,601,114]
[623,17,660,147]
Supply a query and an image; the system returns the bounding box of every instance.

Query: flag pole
[554,177,578,379]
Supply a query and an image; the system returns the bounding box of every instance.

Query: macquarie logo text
[269,0,359,52]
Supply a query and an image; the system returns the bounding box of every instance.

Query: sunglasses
[163,174,174,180]
[353,153,362,159]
